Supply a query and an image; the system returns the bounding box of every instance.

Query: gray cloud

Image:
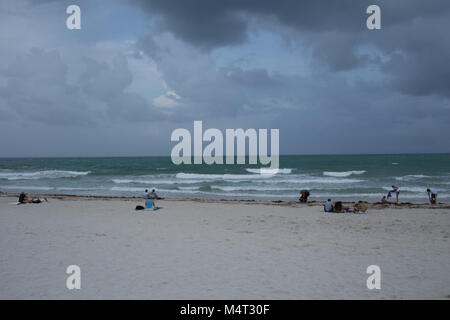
[1,0,450,156]
[132,0,450,99]
[0,47,164,126]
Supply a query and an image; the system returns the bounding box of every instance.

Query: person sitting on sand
[354,201,367,213]
[324,199,333,212]
[380,196,388,203]
[345,203,356,213]
[142,189,149,200]
[31,197,48,204]
[299,189,310,203]
[387,185,400,203]
[149,189,160,200]
[18,192,48,204]
[18,192,30,204]
[145,198,157,210]
[333,201,344,213]
[427,188,438,204]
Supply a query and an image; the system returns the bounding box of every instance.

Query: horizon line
[0,152,449,159]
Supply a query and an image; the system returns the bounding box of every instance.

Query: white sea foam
[245,168,293,174]
[395,175,431,181]
[178,186,201,191]
[294,178,363,184]
[323,170,366,177]
[175,172,267,180]
[57,187,99,191]
[110,186,148,192]
[112,178,203,185]
[0,170,90,180]
[0,185,54,190]
[110,187,201,194]
[211,185,292,192]
[382,186,428,193]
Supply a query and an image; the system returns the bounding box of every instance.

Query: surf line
[170,120,279,171]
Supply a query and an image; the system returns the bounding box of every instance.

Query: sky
[0,0,449,157]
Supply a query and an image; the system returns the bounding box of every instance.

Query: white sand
[0,196,449,299]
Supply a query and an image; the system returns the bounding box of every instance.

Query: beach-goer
[18,192,48,204]
[387,186,400,203]
[145,198,157,210]
[299,189,310,203]
[333,201,344,213]
[18,192,29,204]
[354,201,367,213]
[149,189,160,200]
[324,199,333,212]
[427,188,438,204]
[142,189,149,200]
[346,203,356,213]
[380,196,388,203]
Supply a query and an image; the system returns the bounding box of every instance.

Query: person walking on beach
[387,185,400,203]
[427,188,438,204]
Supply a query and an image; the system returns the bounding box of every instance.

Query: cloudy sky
[0,0,449,157]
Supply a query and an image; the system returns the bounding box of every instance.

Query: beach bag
[135,205,145,210]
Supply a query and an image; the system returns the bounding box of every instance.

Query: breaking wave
[323,170,366,177]
[0,170,90,180]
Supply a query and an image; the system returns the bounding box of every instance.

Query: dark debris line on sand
[1,193,449,210]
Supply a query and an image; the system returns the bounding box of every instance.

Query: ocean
[0,154,449,203]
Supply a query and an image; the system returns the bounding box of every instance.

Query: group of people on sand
[17,192,48,204]
[380,186,438,204]
[323,199,367,214]
[299,184,439,213]
[139,189,162,210]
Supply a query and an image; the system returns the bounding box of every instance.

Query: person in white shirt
[324,199,333,212]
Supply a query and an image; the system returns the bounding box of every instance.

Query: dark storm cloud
[131,0,450,98]
[131,0,370,48]
[1,0,450,156]
[130,0,450,44]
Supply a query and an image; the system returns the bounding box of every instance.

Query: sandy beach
[0,195,449,299]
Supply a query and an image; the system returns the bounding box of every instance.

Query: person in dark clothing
[333,201,344,213]
[18,192,28,204]
[299,189,310,203]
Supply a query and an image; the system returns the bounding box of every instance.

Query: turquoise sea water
[0,154,449,203]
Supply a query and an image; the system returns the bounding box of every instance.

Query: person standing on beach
[387,186,400,203]
[427,188,438,204]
